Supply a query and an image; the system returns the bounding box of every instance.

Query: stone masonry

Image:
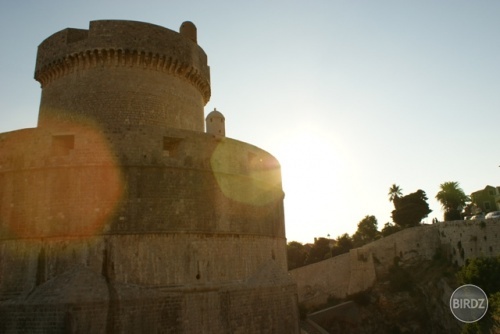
[0,20,299,333]
[291,219,500,308]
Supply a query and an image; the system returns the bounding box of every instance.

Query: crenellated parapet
[35,48,210,104]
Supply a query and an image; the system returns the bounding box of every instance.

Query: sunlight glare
[271,124,353,241]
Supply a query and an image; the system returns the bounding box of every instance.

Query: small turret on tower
[206,108,225,137]
[180,21,197,43]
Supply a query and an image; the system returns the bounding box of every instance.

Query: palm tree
[435,181,470,221]
[388,184,403,202]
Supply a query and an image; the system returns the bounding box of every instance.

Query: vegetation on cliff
[302,255,461,333]
[457,256,500,333]
[298,248,500,333]
[292,181,499,332]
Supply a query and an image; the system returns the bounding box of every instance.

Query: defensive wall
[290,219,500,308]
[0,20,299,333]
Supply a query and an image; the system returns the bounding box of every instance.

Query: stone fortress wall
[0,20,299,333]
[291,219,500,307]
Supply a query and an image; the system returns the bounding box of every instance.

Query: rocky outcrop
[302,260,463,334]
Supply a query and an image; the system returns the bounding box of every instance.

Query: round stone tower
[0,20,299,333]
[35,20,210,132]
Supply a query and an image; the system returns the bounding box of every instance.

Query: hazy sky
[1,1,499,243]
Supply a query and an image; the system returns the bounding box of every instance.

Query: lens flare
[210,140,282,206]
[0,113,124,241]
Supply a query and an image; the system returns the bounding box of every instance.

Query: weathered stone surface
[35,20,210,133]
[291,220,500,309]
[0,20,299,333]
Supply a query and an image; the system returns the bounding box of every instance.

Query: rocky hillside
[303,257,465,333]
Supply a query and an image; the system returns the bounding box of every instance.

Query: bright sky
[1,1,499,244]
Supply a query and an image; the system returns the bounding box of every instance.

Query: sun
[270,125,350,241]
[271,124,342,189]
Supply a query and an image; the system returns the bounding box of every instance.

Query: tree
[391,189,432,228]
[286,241,307,270]
[435,181,470,221]
[352,215,380,247]
[381,222,401,237]
[331,233,353,257]
[304,237,332,265]
[388,184,403,202]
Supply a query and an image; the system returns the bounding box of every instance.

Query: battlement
[35,20,210,100]
[36,20,211,132]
